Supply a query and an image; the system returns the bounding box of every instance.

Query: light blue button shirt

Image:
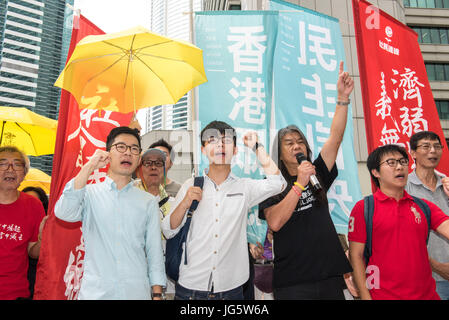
[55,177,166,300]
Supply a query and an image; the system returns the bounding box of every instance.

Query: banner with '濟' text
[352,0,449,177]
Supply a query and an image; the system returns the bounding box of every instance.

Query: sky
[73,0,152,132]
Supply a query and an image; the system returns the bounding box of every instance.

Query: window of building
[411,26,449,44]
[435,100,449,119]
[405,0,449,6]
[425,63,449,81]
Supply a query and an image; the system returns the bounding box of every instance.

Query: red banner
[34,15,133,300]
[352,0,449,177]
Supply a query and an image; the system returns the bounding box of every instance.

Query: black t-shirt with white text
[259,153,352,288]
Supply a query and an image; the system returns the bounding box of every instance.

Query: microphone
[295,152,322,192]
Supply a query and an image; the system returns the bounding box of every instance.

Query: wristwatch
[336,98,350,106]
[252,141,263,152]
[151,292,165,300]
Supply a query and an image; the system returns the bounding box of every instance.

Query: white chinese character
[227,26,267,74]
[301,73,324,116]
[328,180,354,217]
[379,123,407,148]
[64,230,85,300]
[398,68,424,107]
[308,24,337,71]
[375,72,392,120]
[228,77,266,125]
[298,22,337,71]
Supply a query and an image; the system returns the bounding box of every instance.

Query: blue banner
[270,0,362,234]
[195,12,279,244]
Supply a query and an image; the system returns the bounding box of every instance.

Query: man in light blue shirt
[55,126,166,300]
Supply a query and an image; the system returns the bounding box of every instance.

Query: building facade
[146,0,203,133]
[0,0,75,174]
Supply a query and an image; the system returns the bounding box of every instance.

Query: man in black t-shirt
[259,61,354,300]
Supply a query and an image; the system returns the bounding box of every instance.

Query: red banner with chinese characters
[352,0,449,177]
[34,15,133,300]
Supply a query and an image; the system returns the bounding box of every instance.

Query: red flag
[352,0,449,178]
[34,15,133,300]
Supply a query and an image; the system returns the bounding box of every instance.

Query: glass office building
[0,0,74,174]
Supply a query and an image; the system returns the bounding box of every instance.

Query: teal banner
[270,0,362,234]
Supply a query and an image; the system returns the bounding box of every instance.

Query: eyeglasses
[380,158,409,167]
[206,136,234,145]
[142,160,164,167]
[416,143,443,151]
[112,143,141,155]
[0,161,25,171]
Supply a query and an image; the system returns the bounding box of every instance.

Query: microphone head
[295,152,307,164]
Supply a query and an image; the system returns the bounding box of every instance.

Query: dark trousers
[274,276,346,300]
[175,282,244,300]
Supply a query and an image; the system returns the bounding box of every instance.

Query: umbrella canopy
[54,26,208,114]
[0,106,58,156]
[19,167,51,194]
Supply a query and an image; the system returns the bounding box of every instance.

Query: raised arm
[242,131,279,176]
[74,149,110,190]
[320,61,354,171]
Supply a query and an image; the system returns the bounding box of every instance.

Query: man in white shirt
[161,120,286,300]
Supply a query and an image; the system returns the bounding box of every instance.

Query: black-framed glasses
[142,160,164,167]
[416,143,443,151]
[206,136,234,145]
[112,143,141,155]
[380,158,409,167]
[0,161,25,171]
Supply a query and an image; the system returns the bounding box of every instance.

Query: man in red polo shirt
[0,146,47,300]
[348,144,449,300]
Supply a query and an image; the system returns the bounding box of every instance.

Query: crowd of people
[1,62,449,300]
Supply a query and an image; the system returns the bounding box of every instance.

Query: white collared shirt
[161,172,286,292]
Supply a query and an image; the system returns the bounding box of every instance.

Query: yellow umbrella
[0,106,58,156]
[19,168,51,194]
[54,26,208,114]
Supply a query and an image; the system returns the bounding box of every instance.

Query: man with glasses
[55,126,166,300]
[406,131,449,299]
[161,120,286,300]
[348,144,449,299]
[0,146,47,299]
[148,139,182,198]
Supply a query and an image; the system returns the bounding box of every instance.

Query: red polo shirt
[348,190,449,300]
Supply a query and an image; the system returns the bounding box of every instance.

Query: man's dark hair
[367,144,409,188]
[410,131,441,151]
[200,120,236,147]
[106,126,141,151]
[22,186,49,213]
[149,139,174,161]
[271,124,326,204]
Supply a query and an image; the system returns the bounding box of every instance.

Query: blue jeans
[175,282,244,300]
[436,281,449,300]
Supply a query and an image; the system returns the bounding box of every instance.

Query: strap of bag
[158,196,169,208]
[363,195,374,265]
[183,176,205,265]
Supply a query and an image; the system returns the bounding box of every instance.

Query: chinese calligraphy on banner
[270,0,361,234]
[195,11,278,244]
[352,0,449,177]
